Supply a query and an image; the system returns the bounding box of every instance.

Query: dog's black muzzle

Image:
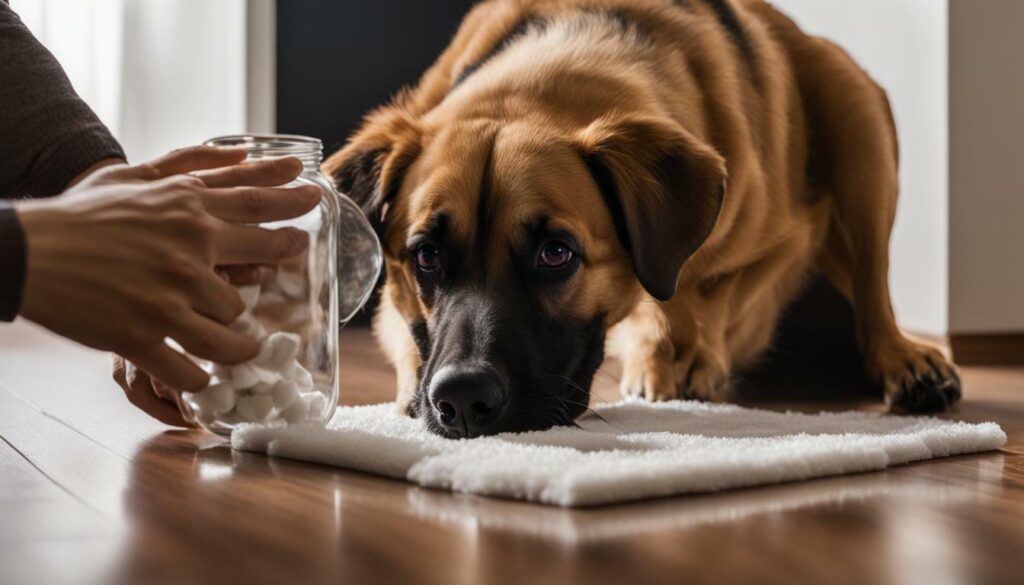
[414,288,605,438]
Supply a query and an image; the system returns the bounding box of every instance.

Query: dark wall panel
[276,0,479,156]
[277,1,478,326]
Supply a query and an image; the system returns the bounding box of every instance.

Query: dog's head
[325,107,725,437]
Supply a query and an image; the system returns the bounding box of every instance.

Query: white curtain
[15,0,248,162]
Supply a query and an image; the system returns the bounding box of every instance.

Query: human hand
[111,354,196,427]
[17,147,321,415]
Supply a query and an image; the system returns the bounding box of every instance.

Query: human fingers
[121,357,193,427]
[190,270,247,324]
[128,381,193,427]
[127,342,210,393]
[200,184,321,223]
[112,353,129,390]
[216,264,278,286]
[193,156,303,188]
[168,311,260,365]
[214,224,308,265]
[146,145,249,178]
[151,379,199,429]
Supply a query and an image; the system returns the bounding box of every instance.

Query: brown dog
[323,0,961,438]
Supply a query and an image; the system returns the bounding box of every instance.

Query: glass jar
[181,134,382,435]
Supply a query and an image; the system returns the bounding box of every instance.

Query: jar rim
[204,134,323,156]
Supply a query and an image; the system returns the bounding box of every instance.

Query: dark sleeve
[0,202,25,322]
[0,1,126,199]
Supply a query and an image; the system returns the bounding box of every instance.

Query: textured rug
[232,400,1006,507]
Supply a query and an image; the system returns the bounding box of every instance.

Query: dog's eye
[537,240,574,269]
[414,244,442,273]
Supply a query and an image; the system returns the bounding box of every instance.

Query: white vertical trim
[245,0,276,133]
[948,0,1024,334]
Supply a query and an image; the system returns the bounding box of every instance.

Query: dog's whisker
[534,376,592,402]
[550,394,600,417]
[536,374,593,398]
[541,392,621,431]
[532,375,618,427]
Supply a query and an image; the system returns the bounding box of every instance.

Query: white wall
[948,0,1024,334]
[16,0,249,163]
[118,0,247,162]
[771,0,950,336]
[15,0,125,139]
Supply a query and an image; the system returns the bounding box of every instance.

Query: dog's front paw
[620,354,677,402]
[871,339,962,413]
[676,352,731,402]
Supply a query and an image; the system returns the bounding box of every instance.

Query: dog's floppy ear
[322,106,421,229]
[576,115,726,301]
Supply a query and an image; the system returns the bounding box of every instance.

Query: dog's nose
[428,366,507,437]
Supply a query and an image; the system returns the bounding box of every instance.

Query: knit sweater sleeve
[0,0,126,321]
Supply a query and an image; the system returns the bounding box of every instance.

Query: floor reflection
[111,431,1010,584]
[140,432,1004,546]
[403,471,980,544]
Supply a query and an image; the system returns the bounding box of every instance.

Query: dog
[323,0,962,438]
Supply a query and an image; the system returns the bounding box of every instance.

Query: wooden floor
[1,321,1022,585]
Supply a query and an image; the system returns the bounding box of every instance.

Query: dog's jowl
[324,0,961,437]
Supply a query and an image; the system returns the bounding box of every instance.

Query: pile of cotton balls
[183,285,326,426]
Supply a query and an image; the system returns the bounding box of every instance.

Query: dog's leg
[607,298,678,401]
[670,278,737,402]
[675,337,732,402]
[799,41,961,412]
[609,280,739,403]
[373,289,422,415]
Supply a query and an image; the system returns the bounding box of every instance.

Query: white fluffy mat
[232,400,1006,507]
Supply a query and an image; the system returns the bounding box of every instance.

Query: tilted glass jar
[181,135,382,435]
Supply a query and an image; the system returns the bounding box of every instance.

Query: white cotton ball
[230,316,266,339]
[210,363,233,381]
[253,332,301,371]
[237,285,261,311]
[184,381,236,417]
[249,394,275,421]
[280,394,309,422]
[272,380,300,410]
[234,395,256,421]
[269,332,302,368]
[254,366,278,385]
[276,271,305,298]
[250,381,275,395]
[235,394,274,423]
[204,381,238,414]
[279,360,296,381]
[304,392,327,419]
[230,363,261,390]
[233,307,257,327]
[293,364,314,392]
[253,338,275,365]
